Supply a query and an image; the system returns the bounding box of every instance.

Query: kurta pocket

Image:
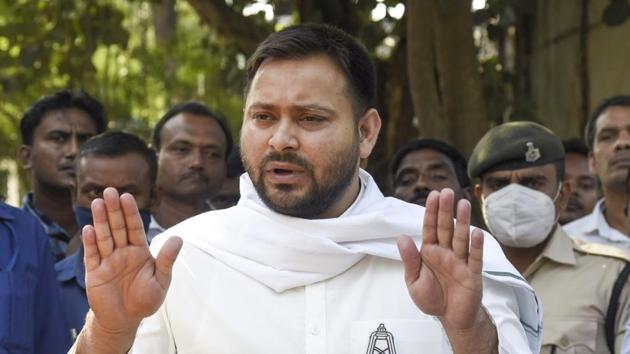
[351,319,448,354]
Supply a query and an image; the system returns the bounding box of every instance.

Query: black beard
[244,143,359,219]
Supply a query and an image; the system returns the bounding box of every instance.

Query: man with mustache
[565,96,630,247]
[70,25,541,354]
[391,139,471,211]
[558,138,599,225]
[148,102,232,242]
[56,132,157,347]
[18,90,107,261]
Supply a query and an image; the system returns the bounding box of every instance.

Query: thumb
[397,235,422,286]
[155,236,184,289]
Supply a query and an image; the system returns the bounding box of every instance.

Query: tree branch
[185,0,273,54]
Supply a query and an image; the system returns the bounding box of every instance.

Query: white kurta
[69,170,540,354]
[130,249,531,354]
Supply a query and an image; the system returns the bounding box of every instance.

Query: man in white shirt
[71,24,540,354]
[564,96,630,247]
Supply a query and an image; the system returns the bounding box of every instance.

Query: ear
[150,186,162,213]
[556,180,571,209]
[588,151,597,174]
[358,108,382,160]
[18,145,33,170]
[473,183,482,200]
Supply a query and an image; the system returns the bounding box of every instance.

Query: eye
[253,113,273,121]
[429,173,448,182]
[396,173,416,187]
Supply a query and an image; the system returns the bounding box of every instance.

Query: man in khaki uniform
[469,121,630,353]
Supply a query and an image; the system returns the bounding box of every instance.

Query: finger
[397,235,422,286]
[120,193,148,247]
[103,187,128,249]
[436,188,455,248]
[91,198,114,258]
[82,225,101,272]
[468,228,484,274]
[453,199,472,261]
[155,237,184,289]
[422,191,440,245]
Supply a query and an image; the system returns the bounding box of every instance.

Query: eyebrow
[247,102,336,116]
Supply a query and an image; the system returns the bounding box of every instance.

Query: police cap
[468,121,565,178]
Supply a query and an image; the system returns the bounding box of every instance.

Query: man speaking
[71,24,540,354]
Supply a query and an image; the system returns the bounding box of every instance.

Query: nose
[268,120,298,152]
[65,135,80,158]
[189,148,205,170]
[414,174,430,191]
[615,131,630,150]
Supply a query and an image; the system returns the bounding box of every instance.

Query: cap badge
[525,142,541,162]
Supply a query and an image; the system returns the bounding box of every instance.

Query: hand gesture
[83,187,183,331]
[397,189,484,332]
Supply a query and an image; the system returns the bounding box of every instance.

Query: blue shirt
[21,193,72,262]
[55,247,88,343]
[0,202,70,354]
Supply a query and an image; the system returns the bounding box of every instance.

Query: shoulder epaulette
[573,238,630,263]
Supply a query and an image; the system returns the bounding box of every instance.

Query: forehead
[160,113,226,146]
[595,106,630,132]
[564,153,589,170]
[76,153,151,188]
[397,148,457,173]
[482,163,557,180]
[35,108,97,135]
[244,55,353,114]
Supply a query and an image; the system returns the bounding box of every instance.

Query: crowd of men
[3,23,630,354]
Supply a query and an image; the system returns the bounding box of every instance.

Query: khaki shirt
[525,226,630,354]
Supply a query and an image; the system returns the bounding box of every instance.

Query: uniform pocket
[0,271,35,353]
[351,319,448,354]
[542,319,598,353]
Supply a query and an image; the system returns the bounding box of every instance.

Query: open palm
[397,189,484,331]
[83,187,182,329]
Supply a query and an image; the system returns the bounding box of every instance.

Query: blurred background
[1,0,630,204]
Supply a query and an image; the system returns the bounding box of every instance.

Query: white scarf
[155,169,542,350]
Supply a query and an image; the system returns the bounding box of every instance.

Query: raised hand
[83,187,183,331]
[398,189,494,353]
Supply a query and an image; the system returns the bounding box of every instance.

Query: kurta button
[309,325,320,335]
[560,337,570,347]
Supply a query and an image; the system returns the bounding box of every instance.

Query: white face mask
[482,183,560,248]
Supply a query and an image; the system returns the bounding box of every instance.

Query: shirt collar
[524,226,576,277]
[21,192,71,241]
[0,203,15,220]
[55,247,85,289]
[586,199,630,243]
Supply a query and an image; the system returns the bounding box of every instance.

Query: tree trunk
[406,0,448,142]
[433,0,488,155]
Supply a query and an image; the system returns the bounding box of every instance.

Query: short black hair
[151,101,233,158]
[563,138,589,157]
[226,146,245,178]
[244,24,375,119]
[391,139,470,188]
[20,89,107,145]
[585,95,630,150]
[79,132,158,187]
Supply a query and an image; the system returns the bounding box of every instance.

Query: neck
[602,185,630,236]
[31,182,77,236]
[500,236,550,274]
[153,194,209,229]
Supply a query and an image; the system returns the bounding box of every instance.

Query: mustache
[261,151,313,171]
[566,195,584,211]
[180,170,209,182]
[411,189,431,202]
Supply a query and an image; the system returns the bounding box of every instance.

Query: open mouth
[265,162,305,184]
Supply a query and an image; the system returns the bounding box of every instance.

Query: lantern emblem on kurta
[366,323,397,354]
